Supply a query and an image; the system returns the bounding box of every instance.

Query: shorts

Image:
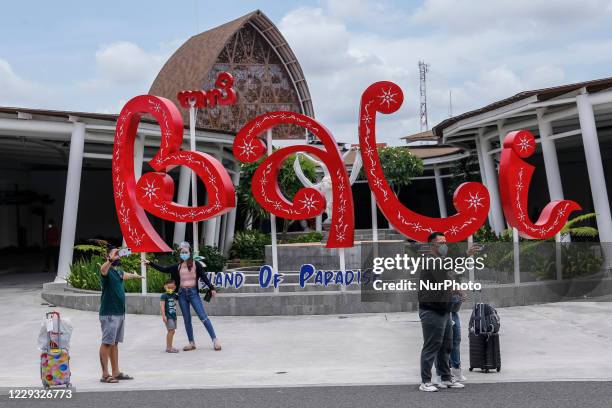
[99,315,125,344]
[165,318,177,330]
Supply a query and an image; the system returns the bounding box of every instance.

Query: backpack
[469,303,500,335]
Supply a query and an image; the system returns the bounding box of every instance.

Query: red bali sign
[233,112,354,248]
[358,81,490,242]
[112,76,582,252]
[113,94,235,253]
[498,130,581,239]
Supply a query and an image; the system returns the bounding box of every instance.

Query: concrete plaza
[2,273,611,393]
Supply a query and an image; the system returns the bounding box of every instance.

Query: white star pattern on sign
[141,180,159,201]
[298,194,319,212]
[448,226,459,235]
[515,181,524,190]
[465,192,485,211]
[239,140,257,158]
[378,88,398,108]
[517,135,532,152]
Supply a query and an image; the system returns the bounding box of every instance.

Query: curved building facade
[150,10,314,139]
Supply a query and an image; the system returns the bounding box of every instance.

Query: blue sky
[2,0,612,144]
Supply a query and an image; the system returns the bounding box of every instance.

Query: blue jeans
[450,311,461,369]
[419,309,453,383]
[178,287,217,343]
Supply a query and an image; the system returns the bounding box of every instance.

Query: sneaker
[451,367,467,381]
[439,378,465,389]
[433,376,443,387]
[419,383,439,392]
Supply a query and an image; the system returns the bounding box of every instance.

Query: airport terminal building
[0,11,610,282]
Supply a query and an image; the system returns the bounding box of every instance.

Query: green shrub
[284,231,323,244]
[68,242,226,293]
[197,245,226,272]
[229,230,271,260]
[67,254,105,291]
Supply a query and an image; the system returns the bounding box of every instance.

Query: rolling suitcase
[468,332,501,373]
[468,302,501,373]
[40,311,71,388]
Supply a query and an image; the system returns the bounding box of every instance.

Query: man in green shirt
[99,247,143,383]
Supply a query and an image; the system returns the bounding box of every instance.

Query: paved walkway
[2,280,611,393]
[4,382,612,408]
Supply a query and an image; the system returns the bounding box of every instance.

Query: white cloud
[72,40,182,113]
[0,59,52,107]
[280,7,412,145]
[277,0,610,144]
[79,41,169,93]
[411,0,612,34]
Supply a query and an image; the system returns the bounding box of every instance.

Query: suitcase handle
[45,311,63,349]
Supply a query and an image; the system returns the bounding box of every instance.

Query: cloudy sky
[1,0,612,144]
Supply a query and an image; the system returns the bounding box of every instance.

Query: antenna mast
[418,60,430,131]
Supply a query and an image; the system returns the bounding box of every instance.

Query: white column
[267,130,279,284]
[433,165,447,218]
[577,93,612,268]
[513,227,520,286]
[536,109,564,202]
[537,110,567,279]
[204,216,217,247]
[133,134,147,295]
[370,191,378,242]
[477,131,505,234]
[223,170,239,255]
[172,166,191,245]
[56,121,86,282]
[216,214,225,249]
[315,215,322,232]
[467,235,475,282]
[474,138,494,228]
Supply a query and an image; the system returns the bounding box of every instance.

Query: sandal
[100,376,119,383]
[115,372,134,380]
[183,344,196,351]
[166,348,179,353]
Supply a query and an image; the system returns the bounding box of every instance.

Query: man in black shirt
[418,232,464,392]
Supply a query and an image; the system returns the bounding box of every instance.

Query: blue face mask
[180,253,190,261]
[438,244,449,257]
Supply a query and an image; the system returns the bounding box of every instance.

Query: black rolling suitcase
[468,302,501,373]
[469,332,501,372]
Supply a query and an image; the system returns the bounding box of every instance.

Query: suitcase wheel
[497,367,501,372]
[469,367,473,372]
[484,369,490,373]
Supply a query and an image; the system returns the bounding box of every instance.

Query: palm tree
[559,212,599,241]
